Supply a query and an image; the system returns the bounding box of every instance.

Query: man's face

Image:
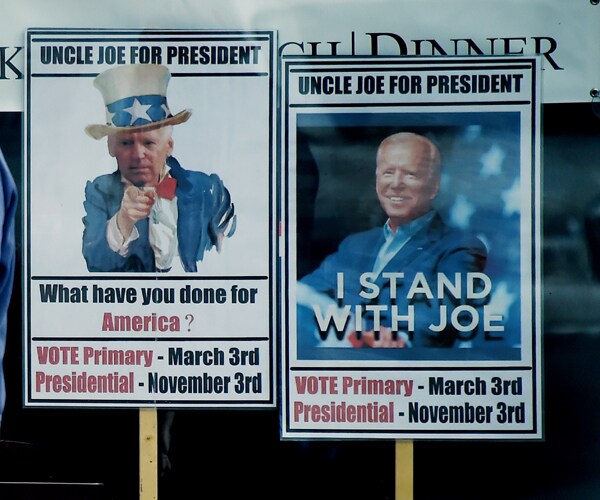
[108,128,173,187]
[375,138,440,231]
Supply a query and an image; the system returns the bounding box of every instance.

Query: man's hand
[348,327,410,348]
[116,186,155,238]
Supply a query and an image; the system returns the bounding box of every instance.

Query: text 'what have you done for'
[38,283,259,305]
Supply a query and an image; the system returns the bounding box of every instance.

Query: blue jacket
[82,156,235,272]
[0,148,16,426]
[299,213,487,348]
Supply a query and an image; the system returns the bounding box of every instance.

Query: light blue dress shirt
[372,211,435,276]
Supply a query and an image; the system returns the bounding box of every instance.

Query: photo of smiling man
[296,131,488,351]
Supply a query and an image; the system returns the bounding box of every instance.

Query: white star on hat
[123,98,153,125]
[105,109,116,126]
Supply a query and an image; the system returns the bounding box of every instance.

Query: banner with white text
[24,29,277,408]
[281,56,542,439]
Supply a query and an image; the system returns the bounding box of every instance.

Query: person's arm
[106,214,140,256]
[297,236,363,348]
[207,173,236,252]
[409,233,488,346]
[0,149,16,427]
[82,179,152,272]
[345,231,487,348]
[116,186,155,239]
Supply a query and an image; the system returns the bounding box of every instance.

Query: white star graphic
[464,125,482,143]
[105,109,116,125]
[123,98,153,125]
[487,281,516,320]
[480,143,505,178]
[449,194,475,230]
[161,104,170,118]
[502,178,521,217]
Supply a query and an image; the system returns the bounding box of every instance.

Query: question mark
[185,314,195,331]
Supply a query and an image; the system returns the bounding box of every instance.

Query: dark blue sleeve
[0,148,17,425]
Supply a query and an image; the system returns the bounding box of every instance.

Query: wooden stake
[395,440,414,500]
[139,409,158,500]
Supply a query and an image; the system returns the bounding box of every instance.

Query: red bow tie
[155,176,177,200]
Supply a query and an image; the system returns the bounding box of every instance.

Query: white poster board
[281,55,542,439]
[24,29,277,408]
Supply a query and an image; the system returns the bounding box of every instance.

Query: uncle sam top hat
[85,64,192,140]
